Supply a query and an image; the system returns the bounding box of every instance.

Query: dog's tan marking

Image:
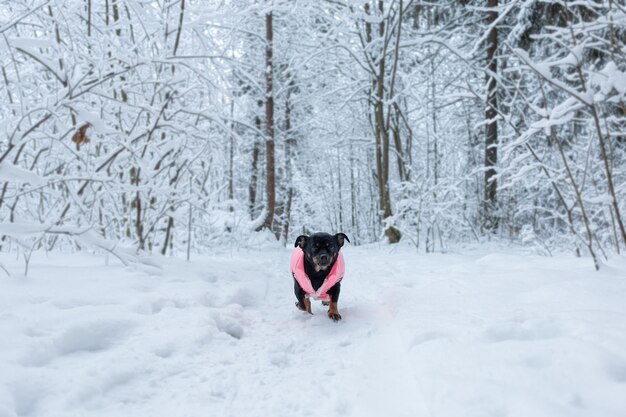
[303,298,312,314]
[295,298,313,314]
[328,302,341,321]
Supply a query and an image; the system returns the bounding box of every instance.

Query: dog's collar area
[290,247,344,301]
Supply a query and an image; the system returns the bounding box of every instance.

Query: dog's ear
[335,233,350,248]
[294,235,309,248]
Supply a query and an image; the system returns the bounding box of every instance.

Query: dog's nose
[320,254,329,263]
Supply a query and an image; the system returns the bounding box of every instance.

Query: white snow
[0,162,43,186]
[8,38,55,49]
[71,109,117,135]
[1,246,625,417]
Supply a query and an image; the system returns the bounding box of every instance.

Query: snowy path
[1,246,626,417]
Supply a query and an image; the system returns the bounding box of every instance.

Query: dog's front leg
[303,297,312,314]
[294,297,312,314]
[325,283,342,321]
[294,280,313,314]
[328,302,341,321]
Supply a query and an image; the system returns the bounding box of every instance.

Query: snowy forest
[3,3,626,417]
[1,0,625,268]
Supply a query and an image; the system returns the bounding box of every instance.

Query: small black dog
[292,232,349,321]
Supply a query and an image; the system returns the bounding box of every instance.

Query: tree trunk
[228,100,235,210]
[87,0,92,37]
[249,98,264,219]
[173,0,185,56]
[161,216,174,256]
[282,74,296,242]
[261,12,276,233]
[483,0,499,232]
[112,0,121,36]
[249,139,260,219]
[368,0,401,243]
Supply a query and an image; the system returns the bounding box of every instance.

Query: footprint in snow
[226,287,257,308]
[212,311,244,339]
[269,354,291,368]
[201,272,218,283]
[409,331,447,348]
[337,339,351,347]
[20,319,133,366]
[153,343,176,358]
[482,318,561,343]
[9,379,43,417]
[133,296,191,315]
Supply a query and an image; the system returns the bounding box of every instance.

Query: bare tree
[261,11,276,233]
[361,0,404,243]
[483,0,498,232]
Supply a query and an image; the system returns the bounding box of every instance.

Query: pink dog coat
[290,247,345,302]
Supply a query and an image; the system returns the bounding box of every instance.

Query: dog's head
[294,232,349,272]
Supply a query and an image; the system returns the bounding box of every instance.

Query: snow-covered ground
[1,244,625,417]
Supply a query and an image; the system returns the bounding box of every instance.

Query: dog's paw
[321,301,330,306]
[328,311,342,321]
[295,301,313,315]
